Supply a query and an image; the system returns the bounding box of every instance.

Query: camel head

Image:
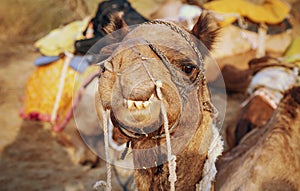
[93,12,222,190]
[97,12,217,142]
[96,12,219,167]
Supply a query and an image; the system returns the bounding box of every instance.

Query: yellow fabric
[285,36,300,58]
[22,58,78,124]
[203,0,290,26]
[34,18,90,56]
[284,36,300,67]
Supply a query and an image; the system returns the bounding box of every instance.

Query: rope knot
[93,180,109,191]
[168,155,177,183]
[156,79,177,191]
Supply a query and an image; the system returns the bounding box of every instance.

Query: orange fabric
[21,58,77,125]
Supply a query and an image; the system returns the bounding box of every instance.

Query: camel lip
[119,121,162,138]
[111,111,180,139]
[111,92,162,130]
[111,111,163,137]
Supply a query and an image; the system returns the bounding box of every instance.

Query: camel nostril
[130,87,155,101]
[122,80,156,101]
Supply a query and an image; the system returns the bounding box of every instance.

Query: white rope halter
[196,124,223,191]
[156,80,177,191]
[93,108,112,191]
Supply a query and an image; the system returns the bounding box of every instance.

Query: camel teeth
[149,94,154,101]
[127,100,134,110]
[125,94,154,110]
[134,101,143,110]
[143,101,151,108]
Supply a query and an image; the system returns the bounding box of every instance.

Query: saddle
[232,17,292,35]
[249,56,298,75]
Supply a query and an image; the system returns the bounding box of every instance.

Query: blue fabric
[34,56,60,66]
[34,55,93,73]
[69,55,93,73]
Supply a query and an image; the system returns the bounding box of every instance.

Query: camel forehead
[126,24,183,40]
[122,24,195,53]
[109,24,199,65]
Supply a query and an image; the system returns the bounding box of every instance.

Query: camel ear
[103,12,129,34]
[191,13,219,51]
[93,12,129,62]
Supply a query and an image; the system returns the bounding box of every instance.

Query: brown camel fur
[96,13,222,190]
[216,85,300,190]
[225,95,274,148]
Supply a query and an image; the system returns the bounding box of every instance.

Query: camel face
[94,13,222,190]
[98,24,201,139]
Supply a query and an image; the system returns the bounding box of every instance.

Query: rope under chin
[93,80,177,191]
[156,80,177,191]
[93,108,112,191]
[196,123,223,191]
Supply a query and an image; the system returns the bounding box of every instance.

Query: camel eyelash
[176,59,199,74]
[181,64,197,75]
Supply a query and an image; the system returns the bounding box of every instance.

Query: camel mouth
[116,118,163,138]
[111,92,162,135]
[124,93,155,111]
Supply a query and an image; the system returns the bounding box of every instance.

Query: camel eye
[182,65,196,75]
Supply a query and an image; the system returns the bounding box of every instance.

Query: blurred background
[0,0,299,190]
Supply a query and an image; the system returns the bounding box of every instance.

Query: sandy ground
[0,45,101,191]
